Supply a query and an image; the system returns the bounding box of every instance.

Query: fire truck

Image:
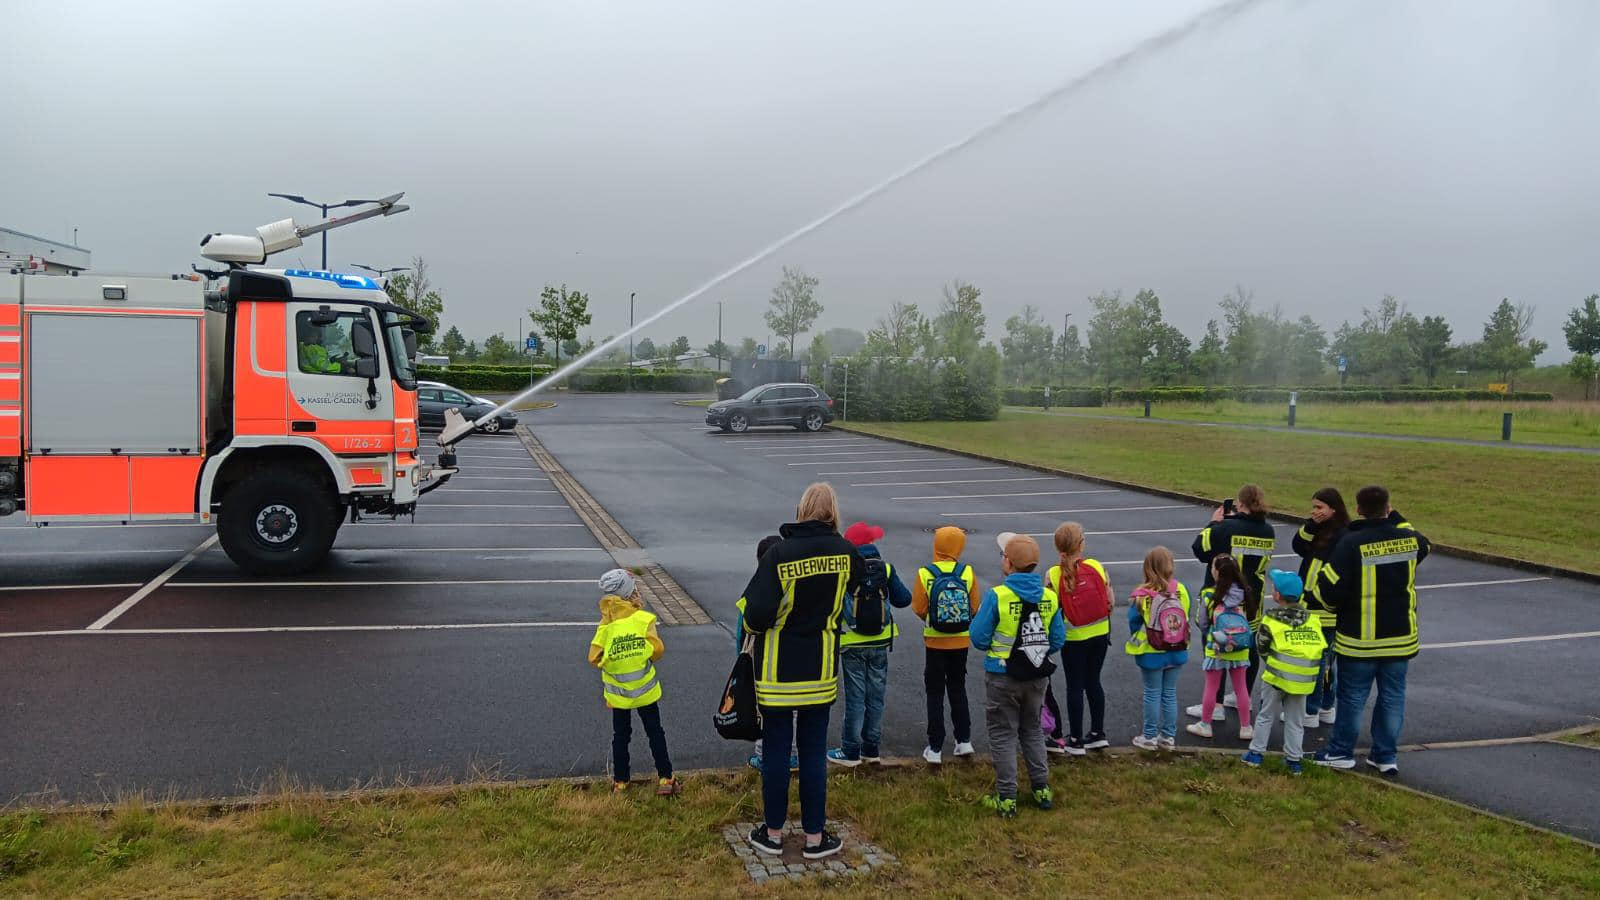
[0,196,460,574]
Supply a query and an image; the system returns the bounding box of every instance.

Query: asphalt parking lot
[3,393,1598,834]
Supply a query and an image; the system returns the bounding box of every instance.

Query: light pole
[628,292,636,392]
[352,263,411,280]
[716,301,723,372]
[1058,312,1073,389]
[266,193,380,270]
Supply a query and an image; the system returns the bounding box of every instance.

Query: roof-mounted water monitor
[199,193,408,267]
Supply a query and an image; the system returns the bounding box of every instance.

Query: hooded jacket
[1193,510,1277,599]
[968,570,1067,675]
[587,594,665,668]
[839,542,913,649]
[912,526,981,650]
[741,520,864,707]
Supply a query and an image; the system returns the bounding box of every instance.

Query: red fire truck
[0,197,458,574]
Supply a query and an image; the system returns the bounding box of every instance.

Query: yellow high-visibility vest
[597,609,662,709]
[1260,615,1326,695]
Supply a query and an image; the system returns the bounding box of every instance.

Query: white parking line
[455,465,543,472]
[943,504,1189,518]
[449,476,550,483]
[788,457,940,467]
[1095,553,1299,567]
[894,489,1121,501]
[0,582,142,592]
[853,476,1056,487]
[439,489,560,494]
[358,523,586,528]
[169,578,591,588]
[88,535,218,630]
[0,549,186,557]
[1023,523,1298,537]
[0,621,597,639]
[1415,577,1549,591]
[765,449,932,458]
[325,547,607,553]
[413,504,573,509]
[1425,630,1600,650]
[816,466,1006,476]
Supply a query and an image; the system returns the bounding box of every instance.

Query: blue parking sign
[526,336,540,353]
[757,343,767,358]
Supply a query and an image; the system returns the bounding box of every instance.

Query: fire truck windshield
[382,314,418,389]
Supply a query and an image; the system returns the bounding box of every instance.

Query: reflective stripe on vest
[599,609,662,709]
[1124,585,1191,656]
[919,561,974,639]
[984,584,1059,662]
[1260,617,1325,695]
[841,562,898,648]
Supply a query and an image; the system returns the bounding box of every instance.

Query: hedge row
[416,365,715,393]
[1005,385,1554,405]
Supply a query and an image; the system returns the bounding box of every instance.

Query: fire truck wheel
[217,468,340,576]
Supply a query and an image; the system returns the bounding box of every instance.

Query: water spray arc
[435,0,1271,448]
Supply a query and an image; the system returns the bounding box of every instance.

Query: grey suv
[704,383,834,433]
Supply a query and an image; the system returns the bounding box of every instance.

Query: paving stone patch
[720,819,897,884]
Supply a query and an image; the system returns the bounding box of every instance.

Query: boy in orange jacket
[912,526,981,764]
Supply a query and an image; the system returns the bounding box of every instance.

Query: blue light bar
[283,269,382,291]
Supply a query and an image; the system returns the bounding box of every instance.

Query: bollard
[1143,400,1151,418]
[1502,411,1512,441]
[1288,391,1298,428]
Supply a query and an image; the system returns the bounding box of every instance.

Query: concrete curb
[835,424,1600,585]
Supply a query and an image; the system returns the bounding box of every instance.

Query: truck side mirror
[352,320,378,358]
[354,357,379,379]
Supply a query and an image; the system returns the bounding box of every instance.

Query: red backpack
[1059,560,1111,628]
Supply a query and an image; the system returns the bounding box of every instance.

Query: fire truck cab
[0,263,450,574]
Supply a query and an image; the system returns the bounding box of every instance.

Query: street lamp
[266,193,381,270]
[352,263,411,280]
[628,292,636,392]
[1058,312,1073,390]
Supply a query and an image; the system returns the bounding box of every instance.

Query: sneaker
[1238,725,1255,741]
[1132,735,1160,751]
[1313,750,1356,770]
[1240,750,1264,767]
[1223,694,1238,710]
[1064,737,1088,757]
[802,830,843,860]
[1186,703,1227,722]
[1285,759,1304,775]
[656,777,680,797]
[860,747,881,764]
[1302,714,1321,729]
[611,781,629,794]
[789,754,800,772]
[826,748,861,768]
[953,741,976,758]
[1044,737,1068,755]
[1365,757,1399,776]
[981,794,1019,819]
[748,826,784,856]
[1031,786,1055,810]
[1319,707,1337,725]
[1185,722,1214,739]
[923,746,943,765]
[747,753,763,771]
[1084,732,1111,750]
[1157,736,1177,751]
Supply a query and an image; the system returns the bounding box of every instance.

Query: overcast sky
[6,0,1597,359]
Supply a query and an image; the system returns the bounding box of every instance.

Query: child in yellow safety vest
[589,568,678,796]
[1240,570,1327,775]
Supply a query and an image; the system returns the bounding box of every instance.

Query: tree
[764,267,822,360]
[1000,304,1055,386]
[738,337,759,359]
[461,339,480,362]
[869,302,924,359]
[1219,287,1257,383]
[1409,315,1453,386]
[383,257,445,352]
[481,333,518,364]
[822,327,867,358]
[528,284,592,369]
[1565,295,1600,356]
[667,335,692,359]
[1285,315,1329,384]
[1084,291,1124,386]
[1145,321,1192,385]
[1479,299,1548,389]
[1191,320,1226,386]
[1057,324,1087,383]
[439,325,467,360]
[935,280,987,362]
[634,337,657,362]
[806,335,830,382]
[1567,352,1598,400]
[705,339,731,367]
[561,338,581,360]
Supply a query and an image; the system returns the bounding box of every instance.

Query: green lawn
[3,756,1596,897]
[1560,730,1600,749]
[1011,400,1600,448]
[842,412,1600,575]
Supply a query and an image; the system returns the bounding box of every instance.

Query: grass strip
[841,412,1599,576]
[2,756,1596,897]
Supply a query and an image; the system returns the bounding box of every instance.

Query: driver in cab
[297,318,351,375]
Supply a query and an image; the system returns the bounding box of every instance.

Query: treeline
[1001,385,1554,408]
[416,365,715,393]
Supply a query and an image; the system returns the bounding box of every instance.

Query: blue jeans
[1326,656,1408,764]
[1305,628,1338,718]
[761,704,830,834]
[1139,666,1182,740]
[840,646,889,758]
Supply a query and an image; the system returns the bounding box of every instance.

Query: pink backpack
[1144,584,1189,652]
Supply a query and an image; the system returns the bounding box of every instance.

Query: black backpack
[1005,600,1057,681]
[851,556,890,636]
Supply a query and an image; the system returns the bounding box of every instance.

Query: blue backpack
[1209,608,1254,654]
[924,564,974,634]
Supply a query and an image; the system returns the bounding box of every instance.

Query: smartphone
[1222,498,1236,515]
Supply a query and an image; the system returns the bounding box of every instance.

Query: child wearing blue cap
[1241,569,1327,774]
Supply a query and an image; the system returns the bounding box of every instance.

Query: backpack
[851,556,890,636]
[1144,589,1190,652]
[1059,561,1111,629]
[924,564,974,634]
[1209,608,1254,654]
[1005,599,1057,681]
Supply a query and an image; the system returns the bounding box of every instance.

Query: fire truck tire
[217,468,341,576]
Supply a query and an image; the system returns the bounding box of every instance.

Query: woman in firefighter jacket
[1190,484,1276,716]
[742,482,863,861]
[1291,487,1350,727]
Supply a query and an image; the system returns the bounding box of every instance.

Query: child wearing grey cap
[589,568,677,795]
